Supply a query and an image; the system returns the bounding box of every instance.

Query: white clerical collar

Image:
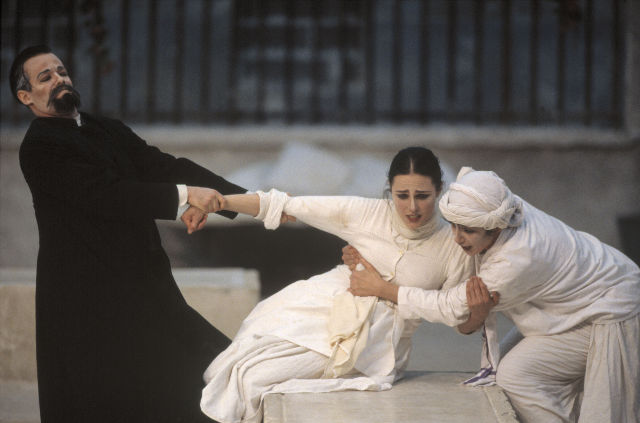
[74,113,82,126]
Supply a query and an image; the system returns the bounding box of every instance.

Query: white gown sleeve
[397,283,470,327]
[476,250,542,312]
[285,196,379,238]
[256,189,380,241]
[396,251,536,327]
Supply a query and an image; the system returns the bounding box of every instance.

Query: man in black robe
[10,45,242,422]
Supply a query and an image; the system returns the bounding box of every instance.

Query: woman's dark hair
[387,146,443,192]
[9,45,52,102]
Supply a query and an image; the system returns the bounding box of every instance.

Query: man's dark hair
[9,45,52,103]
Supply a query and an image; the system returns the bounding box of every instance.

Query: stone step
[0,381,39,423]
[0,373,518,423]
[264,371,518,423]
[0,267,260,382]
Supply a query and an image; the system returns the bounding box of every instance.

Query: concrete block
[0,270,37,382]
[0,381,40,423]
[264,371,518,423]
[0,267,259,382]
[173,267,260,338]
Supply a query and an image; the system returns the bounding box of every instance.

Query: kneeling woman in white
[199,148,481,423]
[363,167,639,423]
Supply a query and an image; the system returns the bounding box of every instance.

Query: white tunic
[397,199,640,334]
[201,196,473,422]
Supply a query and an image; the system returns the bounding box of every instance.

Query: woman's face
[391,173,439,229]
[450,223,501,256]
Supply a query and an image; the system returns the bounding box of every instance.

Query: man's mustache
[47,84,77,106]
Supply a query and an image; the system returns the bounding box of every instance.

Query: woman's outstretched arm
[180,193,259,233]
[182,193,297,233]
[222,193,260,216]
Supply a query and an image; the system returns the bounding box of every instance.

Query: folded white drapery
[323,281,378,378]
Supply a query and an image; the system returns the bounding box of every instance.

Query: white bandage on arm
[255,189,290,229]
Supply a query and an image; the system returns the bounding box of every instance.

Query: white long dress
[200,195,473,423]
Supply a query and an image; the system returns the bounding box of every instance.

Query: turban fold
[439,167,524,230]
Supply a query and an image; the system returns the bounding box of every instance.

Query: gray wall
[1,126,638,268]
[2,1,639,268]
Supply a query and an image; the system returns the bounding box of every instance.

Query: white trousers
[496,314,640,423]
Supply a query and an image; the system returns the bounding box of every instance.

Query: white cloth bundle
[439,167,524,230]
[323,264,378,378]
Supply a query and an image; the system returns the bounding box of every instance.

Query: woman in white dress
[348,166,640,423]
[197,148,494,423]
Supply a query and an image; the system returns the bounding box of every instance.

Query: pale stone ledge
[0,267,259,382]
[263,371,518,423]
[0,381,40,423]
[483,384,520,423]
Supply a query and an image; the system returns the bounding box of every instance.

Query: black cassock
[19,113,245,422]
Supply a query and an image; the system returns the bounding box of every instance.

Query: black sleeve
[20,135,179,222]
[107,119,247,219]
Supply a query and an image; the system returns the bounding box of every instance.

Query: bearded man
[10,45,244,423]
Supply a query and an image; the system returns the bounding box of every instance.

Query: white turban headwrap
[439,167,524,230]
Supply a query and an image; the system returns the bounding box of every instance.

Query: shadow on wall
[160,213,640,300]
[159,224,346,298]
[618,215,640,265]
[157,143,640,297]
[159,142,459,298]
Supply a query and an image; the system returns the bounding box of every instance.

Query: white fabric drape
[323,290,378,378]
[580,314,640,423]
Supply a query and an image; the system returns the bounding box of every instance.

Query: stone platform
[1,373,518,423]
[0,267,259,382]
[264,371,517,423]
[0,381,39,423]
